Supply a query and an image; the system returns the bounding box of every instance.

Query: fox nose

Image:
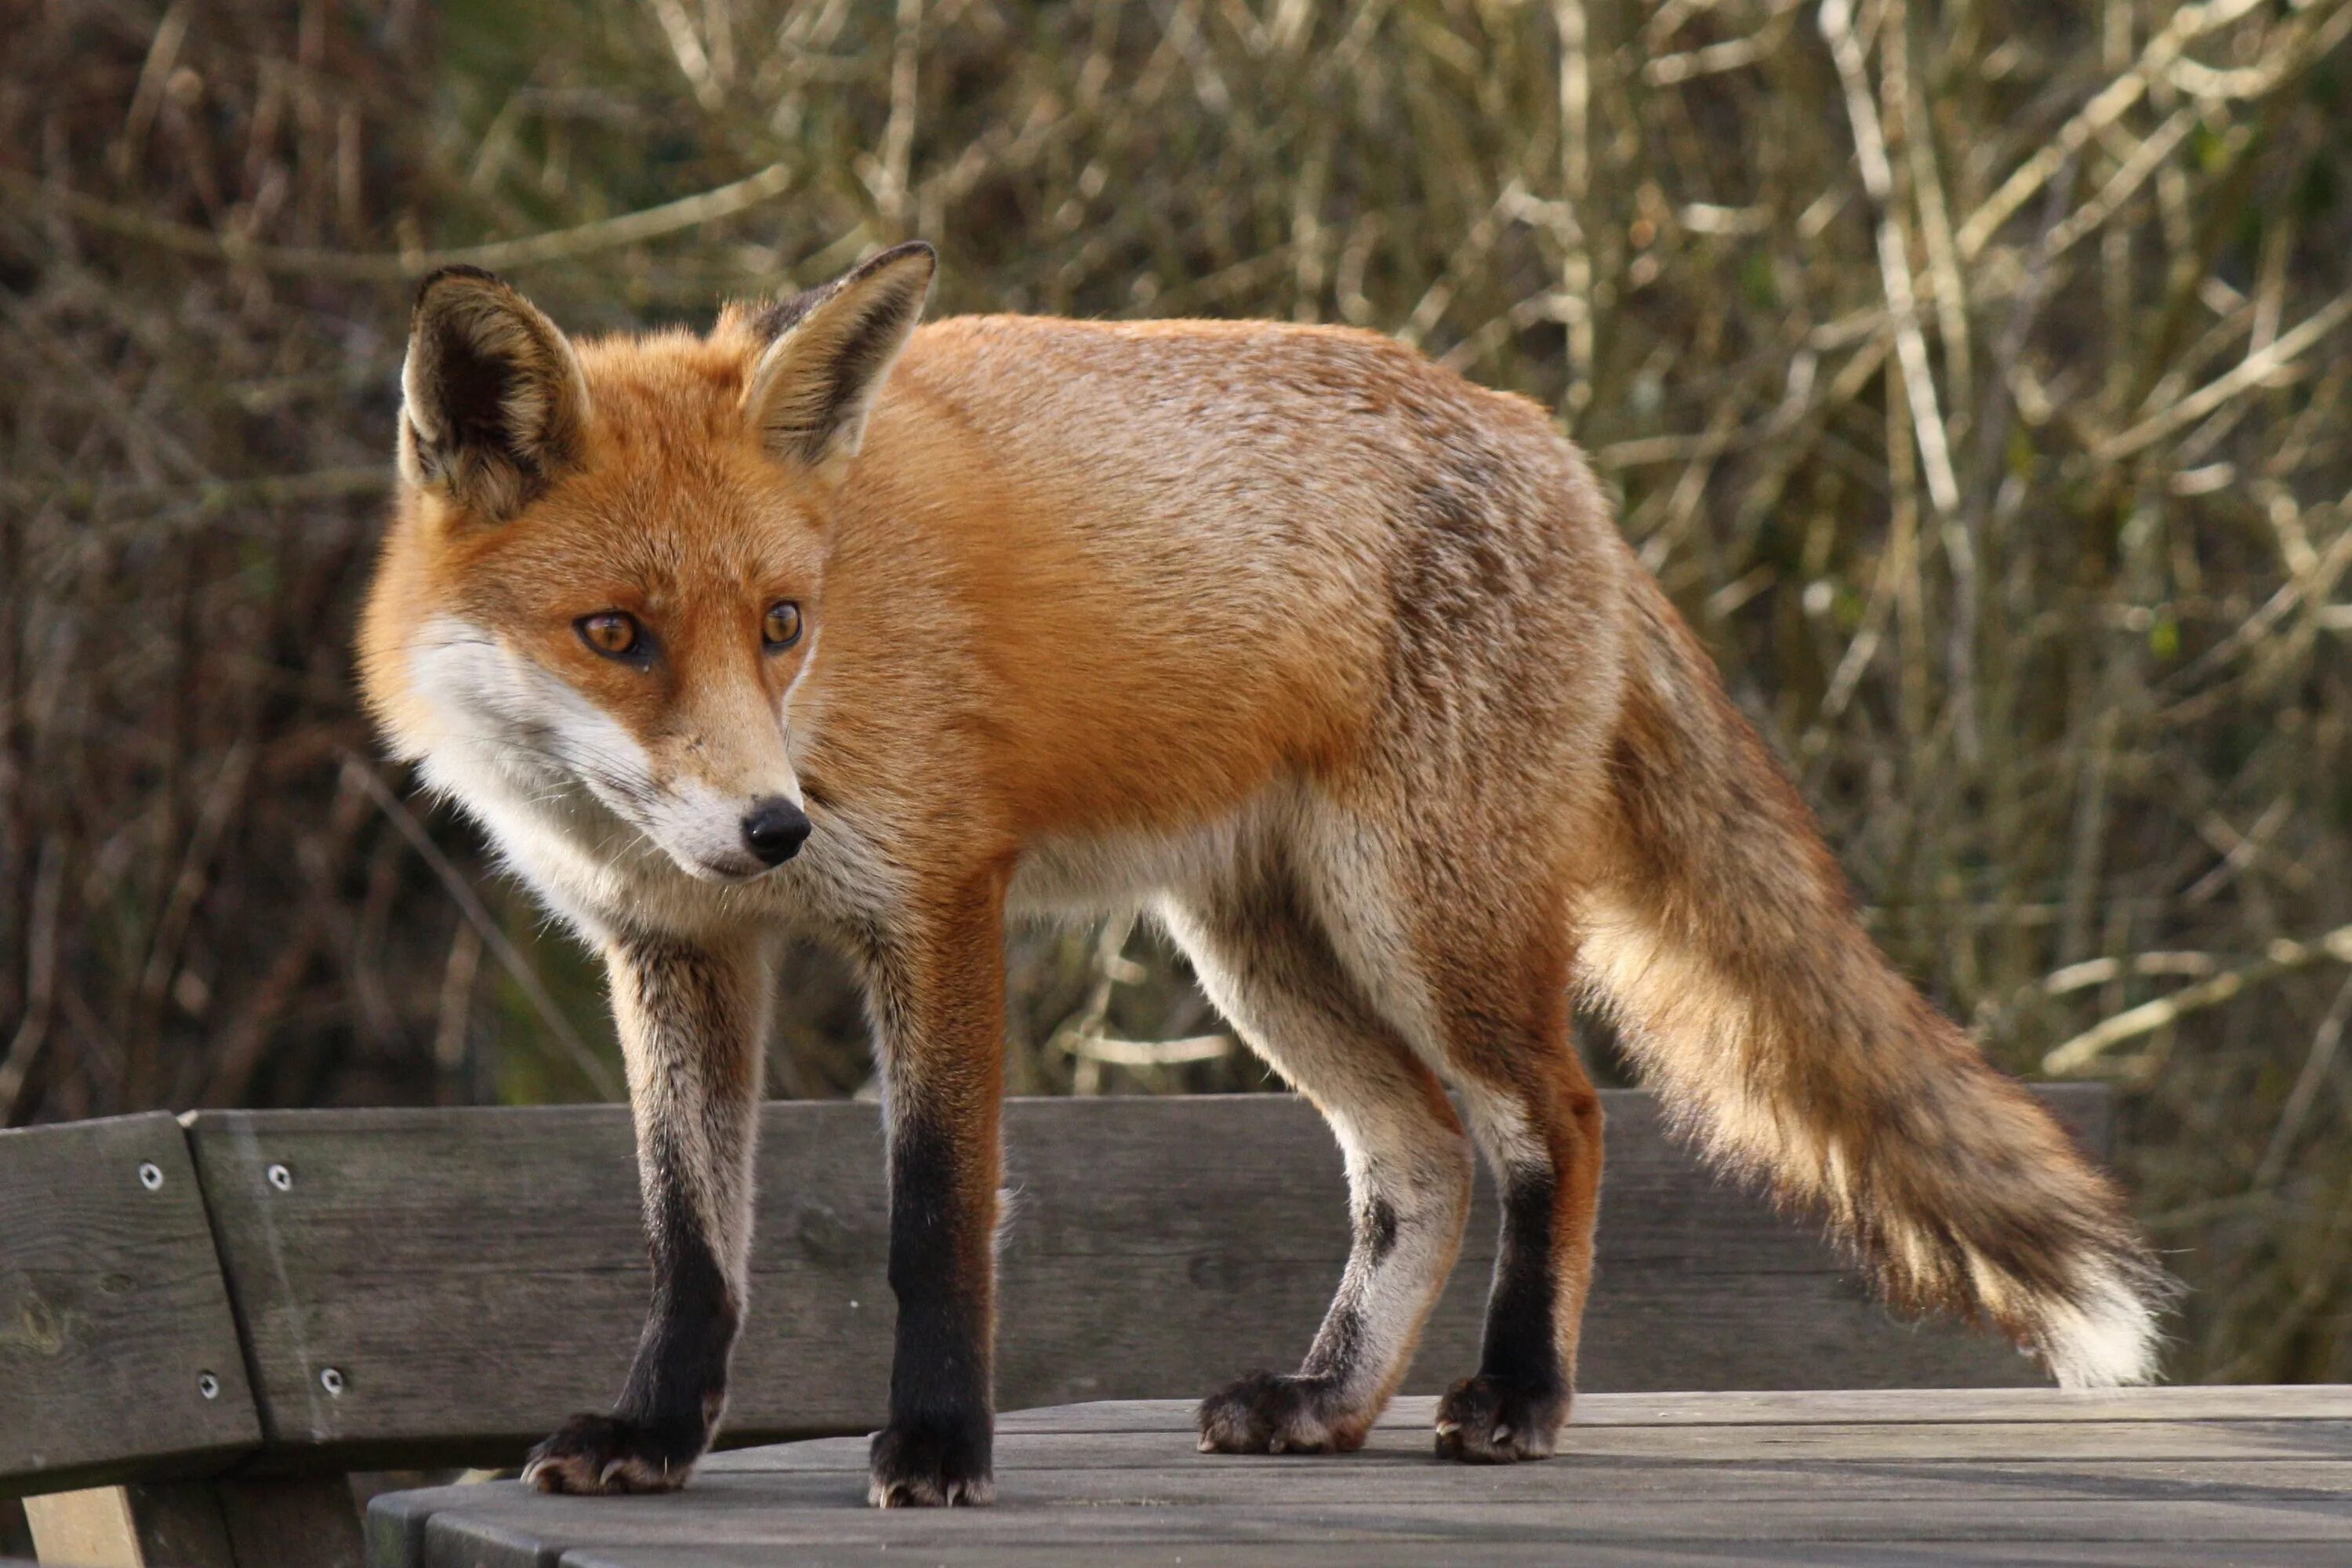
[742,798,811,866]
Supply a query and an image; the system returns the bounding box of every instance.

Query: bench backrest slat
[179,1087,2110,1468]
[0,1113,261,1496]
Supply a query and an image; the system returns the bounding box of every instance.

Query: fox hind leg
[1305,819,1603,1465]
[1416,938,1600,1464]
[1436,1035,1602,1464]
[1162,867,1475,1457]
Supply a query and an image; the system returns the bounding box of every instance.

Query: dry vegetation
[2,0,2349,1381]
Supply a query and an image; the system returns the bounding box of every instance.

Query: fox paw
[522,1413,704,1494]
[1433,1374,1565,1464]
[1196,1370,1367,1455]
[869,1421,994,1507]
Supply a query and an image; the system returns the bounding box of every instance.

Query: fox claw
[1433,1375,1563,1464]
[869,1421,994,1507]
[524,1413,702,1494]
[1196,1370,1370,1455]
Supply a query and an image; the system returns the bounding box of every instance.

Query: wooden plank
[197,1089,2104,1467]
[23,1490,154,1568]
[691,1454,2352,1504]
[0,1115,259,1495]
[188,1103,881,1468]
[990,1386,2352,1435]
[382,1483,2352,1562]
[22,1484,235,1568]
[24,1479,361,1568]
[212,1476,366,1568]
[704,1420,2352,1470]
[993,1094,2100,1406]
[403,1493,2352,1549]
[553,1545,2343,1568]
[367,1390,2352,1568]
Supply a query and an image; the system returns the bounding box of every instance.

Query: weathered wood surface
[0,1114,260,1495]
[172,1090,2093,1465]
[367,1387,2352,1568]
[21,1476,363,1568]
[187,1090,2107,1466]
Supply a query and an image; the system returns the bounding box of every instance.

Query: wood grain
[193,1088,2110,1468]
[985,1385,2352,1433]
[0,1114,259,1495]
[366,1388,2352,1568]
[212,1475,368,1568]
[702,1421,2352,1471]
[543,1547,2343,1568]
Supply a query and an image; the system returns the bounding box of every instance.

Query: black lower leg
[525,933,763,1495]
[524,1142,743,1491]
[1436,1165,1566,1462]
[615,1155,740,1447]
[871,1106,995,1505]
[1480,1167,1563,1396]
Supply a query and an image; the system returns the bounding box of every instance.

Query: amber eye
[576,612,641,659]
[762,601,803,650]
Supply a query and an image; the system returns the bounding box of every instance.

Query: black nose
[742,798,811,866]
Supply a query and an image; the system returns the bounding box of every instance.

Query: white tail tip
[2039,1263,2165,1388]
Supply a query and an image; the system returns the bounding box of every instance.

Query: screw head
[197,1372,220,1400]
[138,1162,164,1191]
[319,1367,345,1397]
[266,1163,292,1192]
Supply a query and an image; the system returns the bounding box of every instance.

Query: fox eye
[762,601,803,651]
[577,612,641,659]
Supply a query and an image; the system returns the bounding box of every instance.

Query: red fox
[358,241,2169,1506]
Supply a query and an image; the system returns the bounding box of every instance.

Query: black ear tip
[413,263,507,310]
[862,240,938,283]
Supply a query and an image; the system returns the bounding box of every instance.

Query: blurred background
[1,0,2347,1386]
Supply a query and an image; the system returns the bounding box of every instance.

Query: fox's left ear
[744,241,935,469]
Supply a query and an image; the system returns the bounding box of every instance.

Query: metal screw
[319,1367,345,1397]
[266,1163,292,1192]
[138,1162,164,1191]
[197,1372,220,1400]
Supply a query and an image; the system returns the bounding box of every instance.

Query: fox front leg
[861,882,1007,1507]
[524,931,771,1494]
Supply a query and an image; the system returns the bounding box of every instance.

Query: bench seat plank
[367,1389,2352,1568]
[989,1384,2352,1432]
[486,1547,2343,1568]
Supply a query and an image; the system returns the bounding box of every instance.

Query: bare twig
[1820,0,1961,515]
[2045,921,2352,1074]
[2253,970,2352,1190]
[1955,0,2273,260]
[2096,292,2352,461]
[0,839,66,1124]
[0,160,797,281]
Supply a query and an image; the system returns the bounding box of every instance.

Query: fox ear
[743,241,935,469]
[398,267,589,521]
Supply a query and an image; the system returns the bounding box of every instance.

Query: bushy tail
[1581,575,2172,1387]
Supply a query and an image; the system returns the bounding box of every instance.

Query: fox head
[360,242,935,884]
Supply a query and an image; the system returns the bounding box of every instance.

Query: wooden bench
[0,1087,2110,1565]
[369,1387,2352,1566]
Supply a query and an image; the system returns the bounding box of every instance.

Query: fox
[357,239,2171,1507]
